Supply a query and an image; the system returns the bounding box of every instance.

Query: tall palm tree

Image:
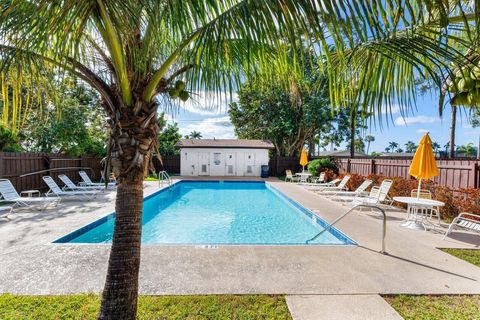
[449,106,457,158]
[0,1,322,319]
[364,135,375,155]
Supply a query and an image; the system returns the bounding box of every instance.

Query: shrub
[307,157,338,176]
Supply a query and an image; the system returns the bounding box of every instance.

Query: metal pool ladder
[158,170,172,189]
[306,204,387,254]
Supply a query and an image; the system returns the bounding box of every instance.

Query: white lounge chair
[312,172,326,184]
[314,175,351,193]
[349,179,393,207]
[79,171,116,188]
[43,176,98,199]
[443,212,480,240]
[302,178,341,190]
[59,174,105,191]
[0,179,60,208]
[324,179,373,200]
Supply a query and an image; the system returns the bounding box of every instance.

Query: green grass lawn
[440,248,480,268]
[386,249,480,320]
[0,294,291,320]
[385,295,480,320]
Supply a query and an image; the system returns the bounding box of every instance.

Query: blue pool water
[55,181,355,245]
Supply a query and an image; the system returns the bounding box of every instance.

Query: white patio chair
[59,174,105,191]
[79,171,116,188]
[0,179,60,208]
[410,189,441,225]
[285,170,299,182]
[313,172,326,184]
[350,179,393,208]
[324,179,373,200]
[443,212,480,240]
[43,176,98,199]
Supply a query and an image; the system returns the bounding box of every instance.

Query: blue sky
[161,91,480,153]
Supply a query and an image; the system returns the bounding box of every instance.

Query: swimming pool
[55,181,355,245]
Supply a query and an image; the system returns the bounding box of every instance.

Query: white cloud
[178,116,235,139]
[178,91,238,116]
[417,128,429,134]
[394,115,440,126]
[381,104,401,115]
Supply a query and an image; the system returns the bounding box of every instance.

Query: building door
[244,152,255,176]
[198,152,210,176]
[225,152,236,176]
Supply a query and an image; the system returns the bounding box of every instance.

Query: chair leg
[443,219,457,240]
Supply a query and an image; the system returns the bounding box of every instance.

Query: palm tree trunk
[99,170,144,319]
[449,106,456,158]
[98,100,158,320]
[349,110,355,158]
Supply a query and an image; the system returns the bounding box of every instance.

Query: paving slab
[286,295,403,320]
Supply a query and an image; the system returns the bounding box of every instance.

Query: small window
[248,155,251,159]
[229,155,232,159]
[213,153,221,165]
[201,164,207,173]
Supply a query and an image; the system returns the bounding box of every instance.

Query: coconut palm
[432,142,441,156]
[0,1,324,318]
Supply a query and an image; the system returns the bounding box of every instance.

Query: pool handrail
[306,204,387,254]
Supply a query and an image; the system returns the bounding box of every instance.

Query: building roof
[379,152,415,157]
[176,139,275,149]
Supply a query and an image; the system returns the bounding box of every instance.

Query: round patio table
[295,172,312,182]
[393,196,445,231]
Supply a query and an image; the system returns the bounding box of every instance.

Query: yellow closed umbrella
[408,133,439,197]
[300,147,309,172]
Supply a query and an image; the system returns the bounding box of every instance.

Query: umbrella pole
[417,179,422,198]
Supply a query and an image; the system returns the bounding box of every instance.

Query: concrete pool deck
[0,178,478,298]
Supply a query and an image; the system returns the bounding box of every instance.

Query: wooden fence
[0,152,103,192]
[336,157,480,189]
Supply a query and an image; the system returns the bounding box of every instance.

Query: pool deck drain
[0,178,479,297]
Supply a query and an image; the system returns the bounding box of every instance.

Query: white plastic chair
[0,179,60,208]
[350,179,393,207]
[285,170,299,182]
[443,212,480,240]
[410,189,441,225]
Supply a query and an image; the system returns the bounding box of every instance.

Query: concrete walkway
[0,179,479,318]
[286,295,403,320]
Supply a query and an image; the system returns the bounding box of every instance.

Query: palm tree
[0,2,322,318]
[364,135,375,155]
[405,141,417,153]
[432,142,441,156]
[457,143,476,157]
[384,147,391,153]
[188,131,202,139]
[388,142,399,152]
[449,107,457,158]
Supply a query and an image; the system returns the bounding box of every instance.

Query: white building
[176,139,274,176]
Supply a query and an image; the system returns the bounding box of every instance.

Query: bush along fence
[336,157,480,189]
[0,151,103,192]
